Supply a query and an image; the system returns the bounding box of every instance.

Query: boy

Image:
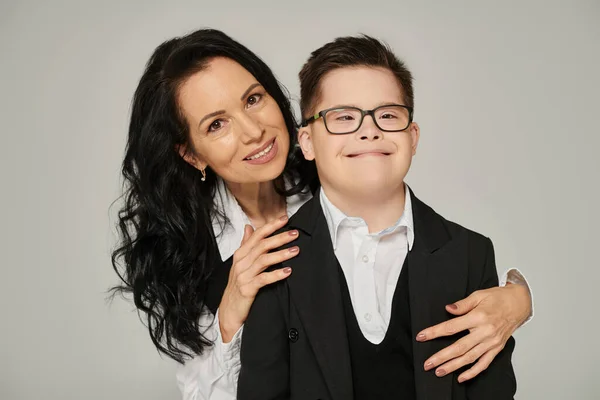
[237,35,516,400]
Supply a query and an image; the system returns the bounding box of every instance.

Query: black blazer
[237,189,517,400]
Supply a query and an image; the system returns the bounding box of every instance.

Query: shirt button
[362,255,369,263]
[364,313,372,322]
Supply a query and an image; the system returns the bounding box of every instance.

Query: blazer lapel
[286,193,354,400]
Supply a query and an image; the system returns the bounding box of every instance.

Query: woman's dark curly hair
[111,28,316,363]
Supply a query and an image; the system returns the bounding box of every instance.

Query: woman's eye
[208,119,224,133]
[246,93,263,107]
[381,113,398,119]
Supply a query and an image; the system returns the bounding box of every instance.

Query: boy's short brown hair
[299,35,414,119]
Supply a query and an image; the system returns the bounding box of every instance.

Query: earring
[201,168,206,182]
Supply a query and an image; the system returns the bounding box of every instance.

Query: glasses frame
[300,104,414,135]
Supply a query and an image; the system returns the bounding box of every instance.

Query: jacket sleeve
[237,281,290,400]
[466,237,517,399]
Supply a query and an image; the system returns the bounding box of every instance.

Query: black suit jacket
[238,189,517,400]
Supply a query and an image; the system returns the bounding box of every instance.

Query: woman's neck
[226,179,286,228]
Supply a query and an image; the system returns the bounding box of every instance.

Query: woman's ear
[176,145,207,170]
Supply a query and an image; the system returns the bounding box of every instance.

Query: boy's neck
[322,182,407,233]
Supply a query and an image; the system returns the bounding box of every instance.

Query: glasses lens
[324,107,363,134]
[374,106,410,131]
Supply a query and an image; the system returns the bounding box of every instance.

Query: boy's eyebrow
[327,103,359,110]
[326,101,405,110]
[375,101,405,107]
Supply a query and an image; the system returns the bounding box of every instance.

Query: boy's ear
[409,122,420,156]
[297,127,315,161]
[176,145,207,170]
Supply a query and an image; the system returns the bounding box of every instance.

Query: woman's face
[177,57,290,185]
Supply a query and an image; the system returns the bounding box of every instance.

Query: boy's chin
[345,176,405,195]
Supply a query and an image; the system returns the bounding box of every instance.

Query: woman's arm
[417,262,530,383]
[176,308,242,400]
[462,238,517,398]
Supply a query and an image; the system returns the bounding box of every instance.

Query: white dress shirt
[319,185,414,344]
[176,181,533,399]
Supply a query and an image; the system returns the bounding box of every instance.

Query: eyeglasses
[300,104,413,135]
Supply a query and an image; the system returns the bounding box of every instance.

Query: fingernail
[289,230,298,236]
[288,246,299,254]
[457,376,465,383]
[447,303,458,310]
[416,333,426,341]
[283,267,292,274]
[280,215,288,221]
[436,368,447,377]
[424,361,434,370]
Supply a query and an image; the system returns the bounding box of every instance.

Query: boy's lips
[345,147,393,157]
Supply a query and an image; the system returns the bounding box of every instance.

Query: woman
[111,28,532,399]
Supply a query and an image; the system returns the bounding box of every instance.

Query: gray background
[1,0,598,399]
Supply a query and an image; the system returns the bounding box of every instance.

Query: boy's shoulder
[412,193,492,248]
[282,188,494,250]
[266,196,321,267]
[288,194,321,228]
[415,195,496,278]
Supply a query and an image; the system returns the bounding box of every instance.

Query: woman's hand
[417,284,531,382]
[218,215,299,342]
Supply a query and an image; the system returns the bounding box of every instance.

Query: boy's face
[299,66,420,199]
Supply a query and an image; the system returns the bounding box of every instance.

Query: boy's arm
[465,237,517,399]
[237,281,290,400]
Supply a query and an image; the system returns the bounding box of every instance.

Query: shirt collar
[319,184,414,251]
[212,178,312,261]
